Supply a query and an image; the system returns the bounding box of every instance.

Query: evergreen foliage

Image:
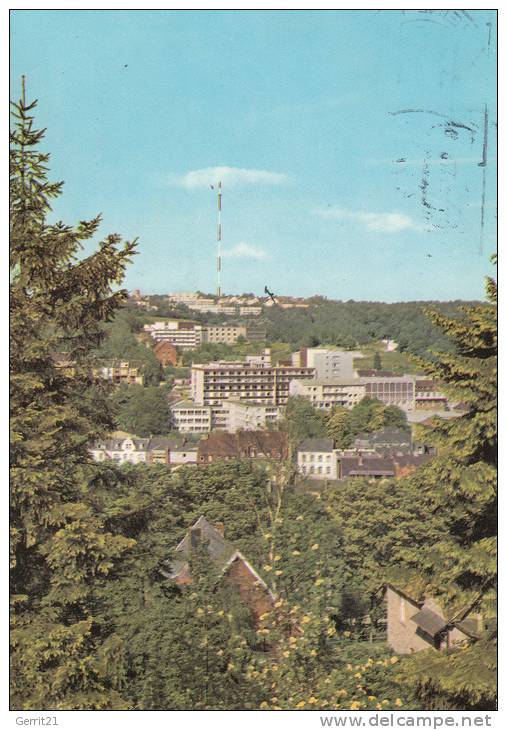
[10,87,136,709]
[325,276,497,709]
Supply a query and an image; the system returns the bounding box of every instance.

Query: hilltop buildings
[144,320,266,350]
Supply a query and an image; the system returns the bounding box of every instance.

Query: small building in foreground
[385,584,482,655]
[164,516,275,623]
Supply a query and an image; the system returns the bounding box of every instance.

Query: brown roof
[340,456,395,477]
[198,430,288,460]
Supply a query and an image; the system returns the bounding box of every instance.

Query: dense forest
[262,299,474,355]
[10,93,496,711]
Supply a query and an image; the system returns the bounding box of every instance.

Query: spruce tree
[10,81,136,709]
[394,280,497,709]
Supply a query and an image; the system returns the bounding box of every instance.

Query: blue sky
[10,9,497,301]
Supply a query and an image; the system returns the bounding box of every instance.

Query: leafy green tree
[10,85,136,708]
[325,406,353,448]
[110,385,171,436]
[373,351,382,370]
[279,396,327,447]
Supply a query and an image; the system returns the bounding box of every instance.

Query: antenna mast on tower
[216,181,222,297]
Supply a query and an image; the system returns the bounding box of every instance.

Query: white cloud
[222,242,268,260]
[175,166,289,189]
[317,206,423,233]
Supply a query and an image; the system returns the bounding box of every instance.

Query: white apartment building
[171,401,212,433]
[290,373,417,413]
[144,320,205,350]
[220,400,281,433]
[289,379,366,410]
[297,438,339,480]
[191,349,315,407]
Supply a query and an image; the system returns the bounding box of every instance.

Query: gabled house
[385,585,482,654]
[197,431,288,464]
[164,516,275,622]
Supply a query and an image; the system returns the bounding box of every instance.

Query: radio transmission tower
[216,181,222,297]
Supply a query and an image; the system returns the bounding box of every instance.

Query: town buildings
[170,401,213,433]
[297,438,339,479]
[144,320,266,350]
[296,433,433,481]
[171,399,281,434]
[191,349,315,407]
[89,434,198,465]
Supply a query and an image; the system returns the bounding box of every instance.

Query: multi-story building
[190,349,315,407]
[171,401,212,433]
[145,320,264,349]
[221,400,281,433]
[96,361,143,386]
[170,398,281,434]
[144,320,205,350]
[362,374,416,411]
[292,347,363,380]
[204,324,247,344]
[244,322,267,341]
[197,431,288,464]
[289,378,366,410]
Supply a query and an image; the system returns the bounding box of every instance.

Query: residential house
[386,585,481,654]
[90,434,198,465]
[152,340,179,367]
[297,438,338,480]
[164,515,275,623]
[197,430,288,464]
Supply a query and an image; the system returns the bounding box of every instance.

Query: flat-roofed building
[204,324,247,344]
[221,400,281,433]
[415,378,448,410]
[289,378,366,410]
[191,349,314,407]
[171,401,212,433]
[144,320,205,350]
[292,347,363,380]
[362,374,416,411]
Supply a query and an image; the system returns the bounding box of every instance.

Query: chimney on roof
[358,452,363,467]
[214,521,225,536]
